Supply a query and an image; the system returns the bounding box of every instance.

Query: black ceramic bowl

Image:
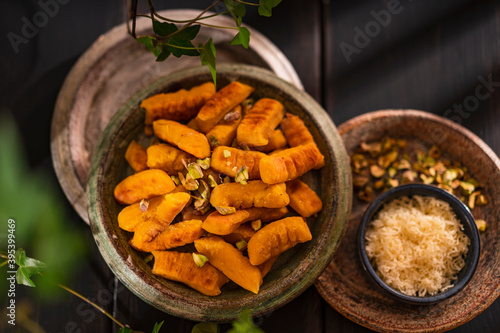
[358,183,480,305]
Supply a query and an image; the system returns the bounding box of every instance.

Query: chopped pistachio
[216,206,236,215]
[180,172,199,191]
[207,174,218,187]
[460,181,475,194]
[251,220,262,231]
[242,98,254,110]
[437,184,453,193]
[353,175,369,188]
[387,178,399,188]
[196,157,211,170]
[223,176,231,184]
[388,167,397,178]
[420,174,435,184]
[416,150,426,163]
[208,135,220,149]
[468,191,480,209]
[402,170,417,182]
[171,175,181,186]
[373,179,385,190]
[236,240,248,251]
[140,199,149,212]
[198,180,210,199]
[428,145,441,159]
[351,153,368,171]
[475,219,487,232]
[370,165,385,178]
[428,167,437,177]
[358,186,373,202]
[466,178,479,188]
[442,169,458,183]
[223,149,231,158]
[223,109,241,121]
[194,197,210,211]
[423,156,436,167]
[143,254,154,264]
[433,162,447,175]
[192,253,209,267]
[360,142,381,154]
[378,151,398,168]
[413,162,427,174]
[450,179,461,189]
[188,162,204,179]
[397,159,411,170]
[476,194,488,206]
[235,166,249,185]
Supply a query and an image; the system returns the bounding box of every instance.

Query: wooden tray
[315,110,500,332]
[50,9,303,224]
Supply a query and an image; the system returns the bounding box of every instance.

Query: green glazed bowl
[87,64,352,322]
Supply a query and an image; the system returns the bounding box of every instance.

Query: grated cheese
[365,195,470,297]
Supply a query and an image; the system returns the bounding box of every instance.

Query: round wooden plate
[315,110,500,332]
[51,9,303,224]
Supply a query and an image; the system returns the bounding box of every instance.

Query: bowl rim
[87,63,352,321]
[358,183,480,305]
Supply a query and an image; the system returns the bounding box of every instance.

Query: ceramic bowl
[358,183,480,305]
[86,64,352,321]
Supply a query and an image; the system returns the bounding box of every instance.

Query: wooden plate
[315,110,500,332]
[51,9,303,224]
[87,64,352,321]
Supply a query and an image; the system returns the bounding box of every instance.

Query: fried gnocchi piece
[280,113,324,168]
[257,255,279,278]
[153,120,211,159]
[237,98,285,147]
[194,235,262,294]
[117,195,165,232]
[146,143,195,175]
[205,105,243,147]
[130,220,204,252]
[259,144,324,184]
[155,192,191,225]
[210,146,266,180]
[254,129,288,152]
[125,140,148,172]
[223,224,256,244]
[195,81,255,133]
[210,180,289,209]
[152,250,228,296]
[141,82,215,124]
[280,113,315,147]
[247,217,312,266]
[114,169,176,205]
[286,179,323,217]
[202,207,288,235]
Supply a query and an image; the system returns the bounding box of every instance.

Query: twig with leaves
[127,0,281,84]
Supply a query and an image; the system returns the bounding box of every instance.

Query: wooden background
[1,0,499,332]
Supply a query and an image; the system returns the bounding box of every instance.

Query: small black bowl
[358,183,480,304]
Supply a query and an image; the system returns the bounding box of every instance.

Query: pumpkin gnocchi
[114,80,325,296]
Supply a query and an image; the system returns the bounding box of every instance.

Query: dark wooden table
[1,0,499,332]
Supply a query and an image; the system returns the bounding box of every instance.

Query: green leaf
[136,36,155,52]
[224,0,246,18]
[258,0,282,17]
[227,310,264,333]
[152,321,164,333]
[153,45,162,57]
[118,327,133,333]
[174,25,201,41]
[15,249,46,287]
[155,44,171,62]
[192,322,219,333]
[199,38,217,85]
[153,20,177,37]
[168,38,200,57]
[229,27,250,49]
